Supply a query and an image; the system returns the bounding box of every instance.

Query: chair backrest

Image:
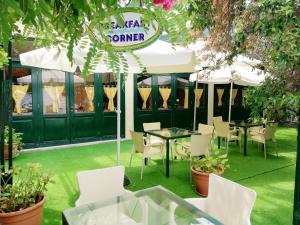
[213,121,230,138]
[190,134,212,157]
[265,123,278,140]
[198,123,214,135]
[206,174,256,225]
[212,116,223,124]
[76,166,125,206]
[143,122,161,131]
[130,130,145,153]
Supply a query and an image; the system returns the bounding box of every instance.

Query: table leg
[166,140,170,178]
[243,127,247,156]
[218,137,220,149]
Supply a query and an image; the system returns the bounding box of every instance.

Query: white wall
[207,83,214,125]
[125,73,134,139]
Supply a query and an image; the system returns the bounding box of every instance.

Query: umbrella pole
[117,72,121,166]
[116,72,131,186]
[228,81,233,122]
[193,72,199,131]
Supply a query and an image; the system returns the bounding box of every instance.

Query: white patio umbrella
[20,39,196,74]
[137,76,189,86]
[190,56,268,126]
[17,71,84,84]
[20,38,196,165]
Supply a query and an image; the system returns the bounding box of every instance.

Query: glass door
[101,73,125,137]
[134,74,154,131]
[11,66,35,144]
[40,69,70,143]
[155,75,173,128]
[70,72,98,140]
[172,75,193,129]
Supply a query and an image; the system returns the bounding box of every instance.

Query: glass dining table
[62,186,222,225]
[144,127,195,178]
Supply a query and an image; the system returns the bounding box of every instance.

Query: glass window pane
[12,68,32,115]
[137,75,152,110]
[102,73,117,112]
[176,77,189,109]
[42,70,66,114]
[158,75,171,110]
[74,73,94,113]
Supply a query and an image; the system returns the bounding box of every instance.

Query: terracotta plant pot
[0,197,46,225]
[191,166,224,197]
[4,144,19,160]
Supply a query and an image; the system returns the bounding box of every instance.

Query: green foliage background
[188,0,300,121]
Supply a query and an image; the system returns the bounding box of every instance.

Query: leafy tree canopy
[0,0,190,76]
[188,0,300,120]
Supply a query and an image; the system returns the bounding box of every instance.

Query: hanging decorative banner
[103,8,162,51]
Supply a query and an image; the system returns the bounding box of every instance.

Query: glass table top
[145,127,195,140]
[63,186,222,225]
[230,121,264,128]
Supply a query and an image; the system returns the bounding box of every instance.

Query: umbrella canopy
[138,76,189,86]
[190,55,268,125]
[17,70,84,84]
[20,39,196,74]
[189,56,268,86]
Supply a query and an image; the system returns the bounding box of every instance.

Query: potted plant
[4,126,24,160]
[191,151,229,196]
[0,163,53,225]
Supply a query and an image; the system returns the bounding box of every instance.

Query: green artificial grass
[12,127,297,225]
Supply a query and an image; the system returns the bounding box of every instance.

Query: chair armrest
[250,128,265,135]
[229,128,238,134]
[145,142,163,148]
[185,198,207,211]
[175,142,190,149]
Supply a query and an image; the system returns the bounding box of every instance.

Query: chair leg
[275,141,278,157]
[129,153,133,167]
[264,142,267,160]
[226,138,229,155]
[239,138,242,153]
[141,158,145,180]
[161,152,165,175]
[189,158,192,184]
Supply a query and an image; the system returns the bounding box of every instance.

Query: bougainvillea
[153,0,178,10]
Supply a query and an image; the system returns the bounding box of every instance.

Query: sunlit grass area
[13,127,297,225]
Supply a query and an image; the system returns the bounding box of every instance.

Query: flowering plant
[153,0,177,10]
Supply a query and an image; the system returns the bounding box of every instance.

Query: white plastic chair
[198,123,214,135]
[214,121,240,154]
[175,133,212,182]
[185,173,257,225]
[75,166,128,206]
[129,130,164,180]
[175,133,212,159]
[198,123,215,150]
[143,122,163,146]
[212,116,223,124]
[143,122,176,160]
[248,123,278,159]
